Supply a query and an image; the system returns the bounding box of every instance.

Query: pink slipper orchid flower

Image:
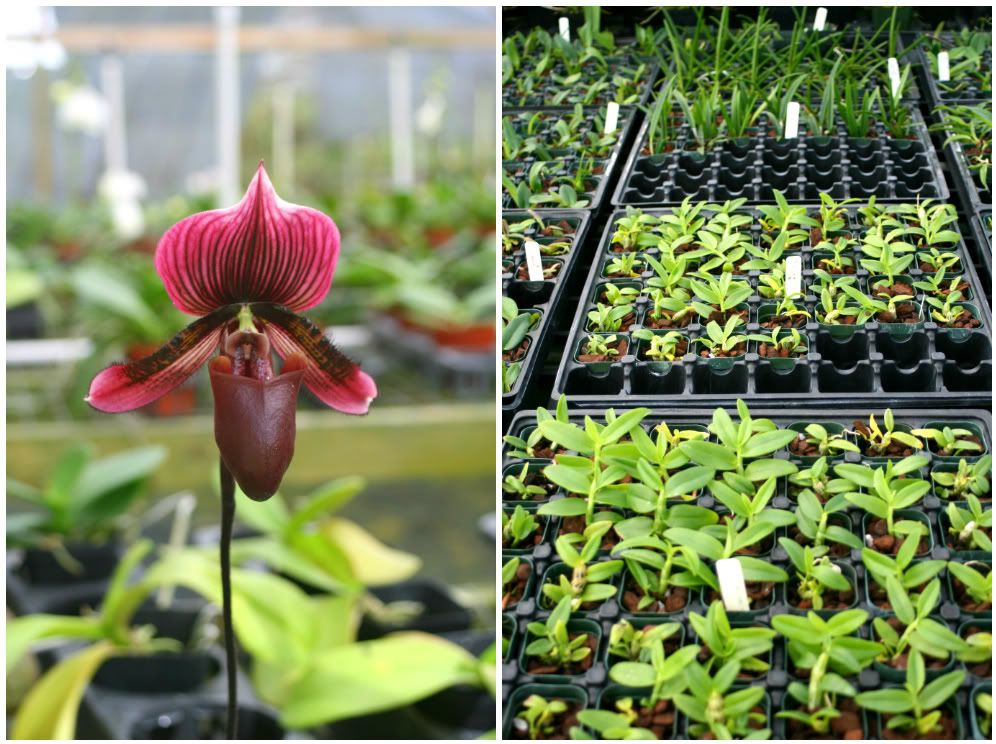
[87,163,377,499]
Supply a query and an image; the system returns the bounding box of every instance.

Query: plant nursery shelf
[17,25,495,51]
[6,402,494,490]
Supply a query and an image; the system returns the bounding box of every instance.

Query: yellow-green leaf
[11,641,117,740]
[279,632,479,728]
[320,517,421,587]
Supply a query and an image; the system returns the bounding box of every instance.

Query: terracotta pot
[390,310,494,351]
[126,236,159,255]
[428,322,495,351]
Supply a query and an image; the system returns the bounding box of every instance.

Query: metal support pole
[388,47,414,189]
[215,6,240,206]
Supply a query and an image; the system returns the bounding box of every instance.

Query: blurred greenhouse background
[7,7,497,739]
[6,6,495,587]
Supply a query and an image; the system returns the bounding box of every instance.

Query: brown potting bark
[502,562,532,609]
[930,433,984,456]
[559,515,619,551]
[932,279,970,298]
[503,339,530,362]
[706,307,749,325]
[526,633,597,676]
[937,308,982,328]
[871,281,914,297]
[542,220,576,237]
[510,702,582,740]
[517,263,562,281]
[789,580,854,610]
[525,439,562,461]
[699,342,747,359]
[645,311,692,329]
[875,303,919,324]
[625,699,676,738]
[757,342,806,358]
[788,434,822,458]
[760,314,808,329]
[951,575,993,613]
[639,337,688,361]
[868,579,929,611]
[503,518,545,550]
[704,581,774,611]
[785,699,864,740]
[866,518,929,556]
[578,338,628,363]
[880,711,958,739]
[829,315,858,325]
[817,259,857,274]
[918,261,961,274]
[852,421,915,457]
[622,581,689,613]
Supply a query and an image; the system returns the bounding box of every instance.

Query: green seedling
[524,595,593,670]
[675,660,771,740]
[503,505,540,548]
[780,537,852,610]
[855,649,964,736]
[945,496,992,552]
[542,522,624,611]
[932,455,992,499]
[774,609,881,714]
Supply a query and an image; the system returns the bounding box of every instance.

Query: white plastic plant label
[604,102,620,134]
[524,240,544,281]
[716,558,751,612]
[813,7,828,31]
[559,17,570,42]
[938,51,951,81]
[888,57,901,97]
[785,101,800,139]
[785,255,803,297]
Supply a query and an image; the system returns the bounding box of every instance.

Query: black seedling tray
[968,207,992,291]
[502,210,592,425]
[935,105,993,215]
[613,108,948,206]
[916,41,993,107]
[501,58,658,109]
[551,202,992,409]
[501,405,992,740]
[502,106,639,164]
[502,105,639,214]
[503,157,610,212]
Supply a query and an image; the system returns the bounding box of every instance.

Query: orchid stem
[219,461,238,740]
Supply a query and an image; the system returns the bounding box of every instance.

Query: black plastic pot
[501,405,990,737]
[502,57,658,109]
[413,629,496,736]
[502,209,592,426]
[358,579,473,640]
[6,302,43,340]
[613,109,948,206]
[128,703,288,740]
[935,106,992,218]
[502,105,640,213]
[916,42,993,107]
[551,203,992,409]
[16,542,122,587]
[968,208,992,295]
[502,682,588,739]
